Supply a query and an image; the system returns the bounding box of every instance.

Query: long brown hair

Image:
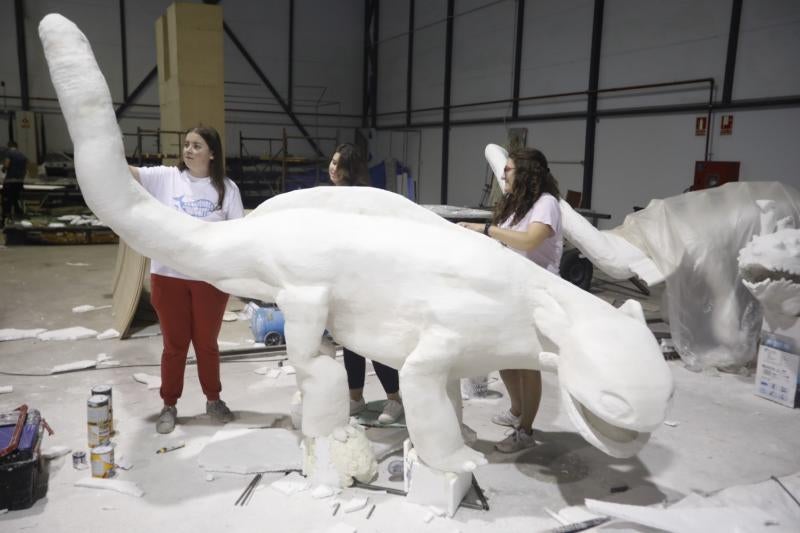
[177,125,226,209]
[492,147,560,226]
[332,143,369,186]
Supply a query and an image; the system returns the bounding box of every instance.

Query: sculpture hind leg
[400,328,487,473]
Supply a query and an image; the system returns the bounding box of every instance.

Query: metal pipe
[119,0,129,100]
[722,0,742,104]
[14,0,29,111]
[511,0,525,119]
[288,0,294,110]
[405,0,415,127]
[582,0,604,209]
[440,0,455,204]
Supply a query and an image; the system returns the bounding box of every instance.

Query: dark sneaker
[206,399,234,422]
[156,405,177,434]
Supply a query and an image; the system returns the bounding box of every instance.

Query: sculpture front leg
[277,287,376,486]
[400,330,487,473]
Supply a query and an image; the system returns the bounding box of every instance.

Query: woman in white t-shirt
[460,147,562,453]
[128,126,244,434]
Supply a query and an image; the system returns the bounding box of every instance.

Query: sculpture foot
[425,444,487,473]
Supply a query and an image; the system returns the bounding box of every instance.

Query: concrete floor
[1,242,799,532]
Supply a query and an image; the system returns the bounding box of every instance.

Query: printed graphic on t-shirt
[172,195,216,217]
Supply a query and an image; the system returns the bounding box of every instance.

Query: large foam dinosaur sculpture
[40,14,673,480]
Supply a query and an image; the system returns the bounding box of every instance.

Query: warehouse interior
[2,1,800,532]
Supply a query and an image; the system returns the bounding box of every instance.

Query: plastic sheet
[568,182,800,370]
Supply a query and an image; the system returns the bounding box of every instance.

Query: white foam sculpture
[40,15,674,482]
[738,201,800,320]
[554,176,800,370]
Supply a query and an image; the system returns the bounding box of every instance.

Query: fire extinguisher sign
[720,114,734,135]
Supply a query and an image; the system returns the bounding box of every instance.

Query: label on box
[755,344,800,408]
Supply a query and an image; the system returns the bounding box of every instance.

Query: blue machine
[250,304,286,346]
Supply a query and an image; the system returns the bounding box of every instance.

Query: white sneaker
[350,397,366,416]
[491,410,520,427]
[377,399,404,425]
[494,428,537,453]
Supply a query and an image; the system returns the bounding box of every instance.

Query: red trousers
[150,274,230,406]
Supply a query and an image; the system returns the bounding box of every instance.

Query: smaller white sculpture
[738,200,800,320]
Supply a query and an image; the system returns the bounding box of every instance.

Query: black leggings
[343,348,399,394]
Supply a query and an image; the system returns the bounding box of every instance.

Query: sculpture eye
[599,392,632,418]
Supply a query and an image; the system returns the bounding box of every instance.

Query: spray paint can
[90,444,115,478]
[87,394,111,447]
[91,384,113,434]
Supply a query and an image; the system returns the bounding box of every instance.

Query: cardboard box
[755,342,800,408]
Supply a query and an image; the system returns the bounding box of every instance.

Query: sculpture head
[535,295,674,458]
[738,225,800,318]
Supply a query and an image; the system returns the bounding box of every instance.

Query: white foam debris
[343,497,369,513]
[0,328,47,341]
[72,304,112,314]
[0,386,12,394]
[270,472,311,495]
[133,373,161,389]
[75,478,144,498]
[222,312,238,322]
[253,367,269,375]
[66,262,90,267]
[311,485,338,499]
[205,473,215,482]
[38,326,98,341]
[428,505,446,517]
[20,220,33,227]
[42,446,71,459]
[266,368,282,379]
[115,455,133,471]
[281,365,296,375]
[48,222,66,228]
[96,328,120,340]
[97,360,120,368]
[664,420,679,427]
[96,353,110,362]
[423,511,435,523]
[51,359,97,374]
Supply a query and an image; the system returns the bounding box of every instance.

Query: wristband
[483,222,492,236]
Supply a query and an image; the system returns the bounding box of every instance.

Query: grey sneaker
[491,409,520,427]
[349,397,366,416]
[494,427,537,453]
[206,399,234,422]
[377,399,404,425]
[156,405,177,434]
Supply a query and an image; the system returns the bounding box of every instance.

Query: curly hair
[492,148,560,226]
[332,143,369,186]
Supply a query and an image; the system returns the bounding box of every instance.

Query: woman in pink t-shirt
[460,147,562,453]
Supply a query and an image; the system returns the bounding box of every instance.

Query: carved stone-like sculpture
[40,15,673,480]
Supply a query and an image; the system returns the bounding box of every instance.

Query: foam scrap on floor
[38,326,98,341]
[51,359,97,373]
[75,477,144,498]
[0,328,47,341]
[96,328,120,340]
